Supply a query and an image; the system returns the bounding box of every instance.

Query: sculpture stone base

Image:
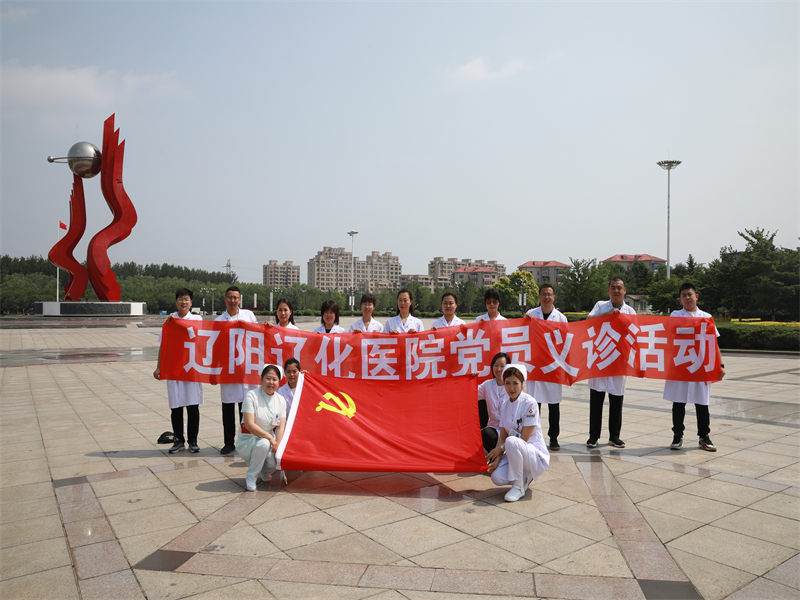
[35,301,147,316]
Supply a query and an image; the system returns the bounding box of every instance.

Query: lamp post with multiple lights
[657,160,681,279]
[347,230,358,311]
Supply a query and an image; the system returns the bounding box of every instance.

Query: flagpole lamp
[657,160,681,279]
[347,230,358,311]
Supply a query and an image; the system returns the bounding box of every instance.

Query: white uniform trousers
[246,438,276,482]
[491,436,548,487]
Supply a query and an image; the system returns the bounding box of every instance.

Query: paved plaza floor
[0,318,798,599]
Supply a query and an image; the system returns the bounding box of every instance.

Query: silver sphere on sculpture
[47,142,102,178]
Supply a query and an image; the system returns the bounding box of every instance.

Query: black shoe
[220,444,235,455]
[609,438,626,448]
[586,438,598,448]
[699,436,717,452]
[670,436,683,450]
[188,444,200,453]
[549,438,560,451]
[168,442,185,454]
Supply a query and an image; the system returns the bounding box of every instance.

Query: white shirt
[430,315,466,329]
[500,391,547,453]
[383,314,425,333]
[478,378,508,430]
[526,306,568,404]
[475,313,507,321]
[277,383,296,413]
[277,322,299,330]
[349,317,384,333]
[242,387,286,431]
[587,300,636,396]
[663,308,719,406]
[162,312,204,409]
[313,324,346,334]
[216,309,259,403]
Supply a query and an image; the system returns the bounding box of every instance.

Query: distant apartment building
[428,257,506,283]
[452,266,499,287]
[262,260,300,287]
[400,274,439,292]
[518,260,569,287]
[307,247,401,292]
[602,254,666,272]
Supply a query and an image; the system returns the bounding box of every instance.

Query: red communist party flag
[276,373,487,474]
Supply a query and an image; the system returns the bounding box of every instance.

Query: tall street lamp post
[657,160,681,279]
[347,230,358,311]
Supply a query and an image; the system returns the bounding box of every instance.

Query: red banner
[276,373,485,473]
[158,314,721,385]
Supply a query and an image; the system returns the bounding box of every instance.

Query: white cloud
[451,58,524,83]
[1,61,189,108]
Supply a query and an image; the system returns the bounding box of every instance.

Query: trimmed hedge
[716,322,799,351]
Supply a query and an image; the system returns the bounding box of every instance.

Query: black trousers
[171,405,199,445]
[222,402,243,447]
[481,426,498,453]
[672,403,710,438]
[538,403,561,440]
[478,399,489,429]
[589,389,623,440]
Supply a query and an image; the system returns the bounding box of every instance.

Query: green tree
[495,271,538,313]
[646,277,683,315]
[627,261,653,293]
[558,258,605,311]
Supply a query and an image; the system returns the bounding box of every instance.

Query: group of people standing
[154,277,724,499]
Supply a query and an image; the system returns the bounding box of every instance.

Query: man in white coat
[526,283,568,451]
[664,283,725,451]
[215,286,258,454]
[586,277,636,449]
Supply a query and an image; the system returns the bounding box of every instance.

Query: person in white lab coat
[153,288,204,454]
[349,293,383,332]
[430,292,466,329]
[215,286,259,455]
[274,298,299,330]
[313,300,346,334]
[526,283,568,451]
[586,277,636,449]
[474,288,507,322]
[663,283,725,452]
[478,352,510,452]
[384,288,424,334]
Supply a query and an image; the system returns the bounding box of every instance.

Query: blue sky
[2,1,796,284]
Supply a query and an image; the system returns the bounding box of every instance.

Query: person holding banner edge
[384,288,424,334]
[486,364,550,502]
[237,363,287,491]
[526,283,568,451]
[664,282,725,451]
[586,277,636,449]
[215,286,259,455]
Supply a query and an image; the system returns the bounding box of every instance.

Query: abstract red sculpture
[48,114,137,302]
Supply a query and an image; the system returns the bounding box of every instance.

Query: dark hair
[274,298,295,325]
[320,300,340,325]
[359,293,376,305]
[260,364,281,379]
[609,277,625,286]
[490,352,510,371]
[484,288,500,303]
[396,288,415,316]
[679,282,697,293]
[284,357,301,372]
[539,283,555,294]
[225,285,241,295]
[441,292,457,304]
[175,288,193,300]
[502,366,525,384]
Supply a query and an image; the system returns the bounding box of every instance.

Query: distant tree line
[1,228,796,319]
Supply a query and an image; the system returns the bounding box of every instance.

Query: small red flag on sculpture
[276,373,487,473]
[59,220,67,230]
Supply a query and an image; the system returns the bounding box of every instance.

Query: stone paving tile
[0,480,54,504]
[359,564,436,591]
[325,496,419,530]
[430,568,534,597]
[669,525,796,575]
[0,565,80,600]
[98,484,179,515]
[294,481,376,509]
[764,553,800,590]
[73,539,130,580]
[726,576,800,600]
[410,537,534,572]
[0,537,72,581]
[181,579,274,599]
[133,569,246,600]
[616,539,687,581]
[287,531,402,564]
[90,471,163,497]
[480,519,594,565]
[177,553,275,578]
[712,507,800,549]
[542,539,632,578]
[668,547,756,600]
[203,523,281,556]
[385,485,473,515]
[352,473,434,496]
[748,491,800,520]
[364,514,469,557]
[163,520,236,552]
[79,569,146,600]
[246,492,317,525]
[428,498,528,536]
[534,572,646,599]
[108,502,198,539]
[266,558,367,586]
[638,490,740,523]
[488,488,576,518]
[261,579,377,599]
[64,516,117,547]
[118,525,195,565]
[537,502,612,541]
[260,509,356,551]
[0,513,63,548]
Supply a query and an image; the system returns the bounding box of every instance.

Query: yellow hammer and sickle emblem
[315,392,357,419]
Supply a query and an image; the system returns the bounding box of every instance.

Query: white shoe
[504,485,525,502]
[245,475,257,492]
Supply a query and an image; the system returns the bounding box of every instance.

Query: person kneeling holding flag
[236,364,287,491]
[486,364,550,502]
